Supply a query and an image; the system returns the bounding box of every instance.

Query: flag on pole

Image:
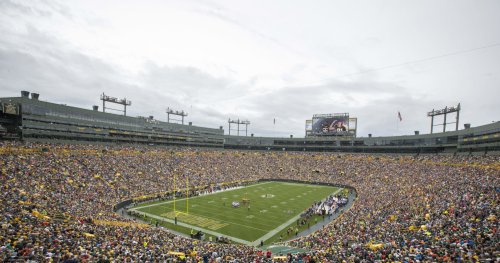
[398,111,402,122]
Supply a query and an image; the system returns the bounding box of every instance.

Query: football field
[130,181,342,245]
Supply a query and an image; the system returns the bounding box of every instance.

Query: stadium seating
[0,141,498,262]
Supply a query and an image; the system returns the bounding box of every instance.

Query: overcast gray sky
[1,0,499,137]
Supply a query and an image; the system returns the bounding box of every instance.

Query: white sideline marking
[249,188,343,246]
[131,210,253,246]
[133,181,273,209]
[129,182,343,247]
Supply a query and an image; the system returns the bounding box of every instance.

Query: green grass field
[131,181,341,245]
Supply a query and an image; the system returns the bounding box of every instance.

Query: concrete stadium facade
[1,92,499,154]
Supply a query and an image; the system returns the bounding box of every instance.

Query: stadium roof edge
[0,95,221,131]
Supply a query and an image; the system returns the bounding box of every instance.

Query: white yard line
[249,188,343,246]
[132,210,253,246]
[129,182,343,247]
[131,181,273,210]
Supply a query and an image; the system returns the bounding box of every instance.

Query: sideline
[131,210,254,245]
[250,188,343,246]
[280,187,357,247]
[133,181,272,209]
[129,185,345,246]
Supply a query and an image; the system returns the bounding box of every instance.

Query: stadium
[1,1,500,262]
[0,91,498,262]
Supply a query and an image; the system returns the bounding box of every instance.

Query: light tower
[166,107,188,125]
[100,93,132,116]
[427,103,461,133]
[228,118,251,136]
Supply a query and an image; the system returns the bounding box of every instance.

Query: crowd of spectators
[0,141,498,262]
[301,194,348,219]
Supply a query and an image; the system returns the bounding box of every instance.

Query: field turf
[131,181,341,245]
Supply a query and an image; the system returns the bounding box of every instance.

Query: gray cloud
[191,0,303,56]
[0,0,71,19]
[231,80,418,137]
[1,0,499,138]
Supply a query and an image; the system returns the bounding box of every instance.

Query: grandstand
[225,122,500,154]
[1,91,499,154]
[0,91,224,147]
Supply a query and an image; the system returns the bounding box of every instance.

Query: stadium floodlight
[100,93,132,116]
[166,107,188,125]
[228,118,251,136]
[427,103,461,133]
